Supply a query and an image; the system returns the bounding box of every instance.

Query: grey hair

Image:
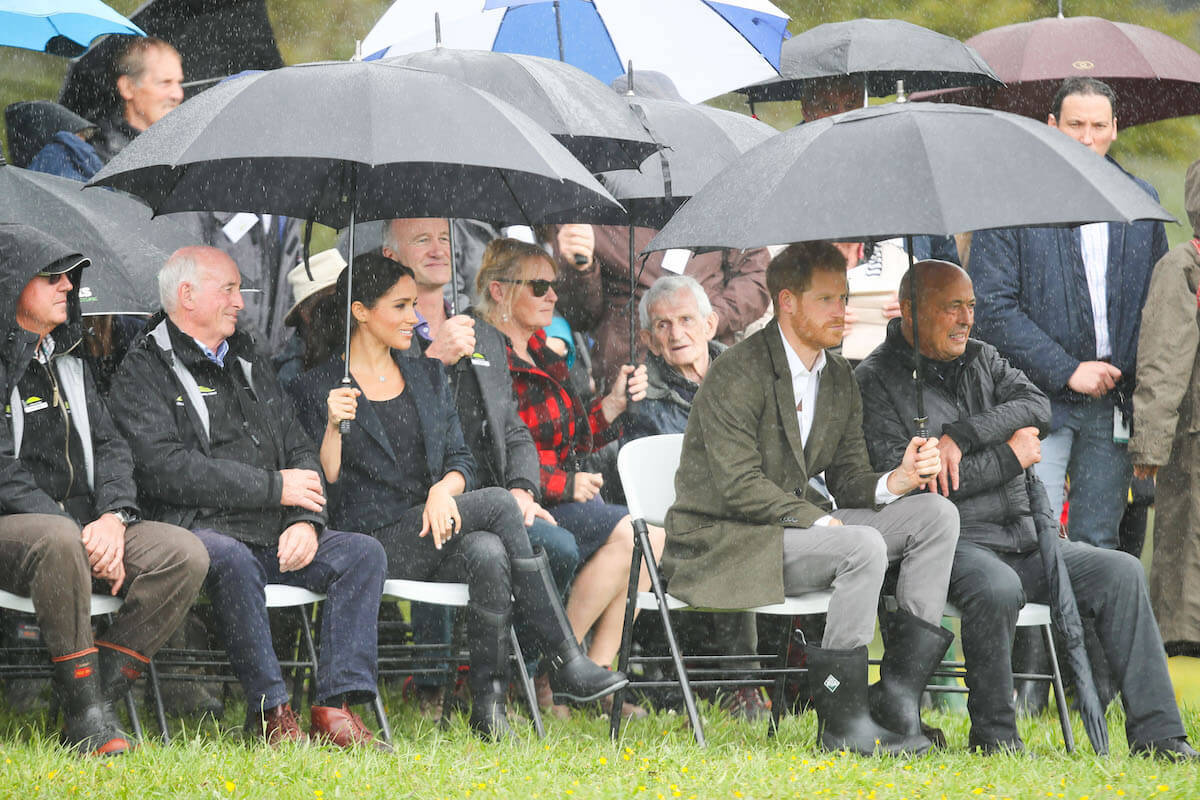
[158,250,202,313]
[638,274,712,331]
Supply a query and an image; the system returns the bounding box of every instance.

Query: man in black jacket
[108,246,387,748]
[855,260,1194,759]
[0,224,208,755]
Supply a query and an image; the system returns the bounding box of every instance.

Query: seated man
[0,224,208,754]
[108,246,387,748]
[663,242,959,755]
[855,259,1196,760]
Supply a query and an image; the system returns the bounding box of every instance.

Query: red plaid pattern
[507,330,615,504]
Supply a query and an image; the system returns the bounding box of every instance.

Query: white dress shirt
[1079,222,1111,359]
[778,328,901,525]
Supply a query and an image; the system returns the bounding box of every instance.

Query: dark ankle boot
[804,643,931,756]
[53,649,129,756]
[510,548,628,703]
[869,610,954,743]
[466,603,515,741]
[96,641,147,735]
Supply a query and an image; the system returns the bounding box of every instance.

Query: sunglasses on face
[495,277,558,297]
[36,272,71,285]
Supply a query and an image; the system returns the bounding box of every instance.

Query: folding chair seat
[380,579,544,738]
[0,590,145,740]
[146,585,391,744]
[611,434,831,746]
[938,601,1075,751]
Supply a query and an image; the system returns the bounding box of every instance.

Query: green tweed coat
[662,319,884,609]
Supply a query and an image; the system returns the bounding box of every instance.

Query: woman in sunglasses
[477,238,664,715]
[289,255,628,740]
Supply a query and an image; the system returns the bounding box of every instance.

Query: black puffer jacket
[855,318,1051,553]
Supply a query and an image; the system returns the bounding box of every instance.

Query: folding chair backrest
[617,434,684,527]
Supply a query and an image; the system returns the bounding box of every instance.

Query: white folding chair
[939,601,1075,751]
[611,434,833,746]
[0,590,145,740]
[381,579,544,738]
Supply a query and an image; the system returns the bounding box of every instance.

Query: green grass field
[0,687,1197,800]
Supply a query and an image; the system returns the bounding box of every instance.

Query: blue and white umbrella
[0,0,144,57]
[362,0,789,103]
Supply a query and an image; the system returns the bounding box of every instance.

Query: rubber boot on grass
[869,610,954,748]
[466,602,515,741]
[53,649,129,756]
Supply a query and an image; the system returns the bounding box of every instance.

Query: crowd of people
[1,33,1198,765]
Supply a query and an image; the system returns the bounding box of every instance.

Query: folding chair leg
[1041,623,1075,753]
[146,657,170,742]
[296,605,320,712]
[767,615,792,737]
[123,688,143,741]
[441,608,466,725]
[373,694,392,743]
[609,522,643,742]
[509,627,544,738]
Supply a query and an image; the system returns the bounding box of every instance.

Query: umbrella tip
[352,40,363,62]
[625,60,635,96]
[435,12,443,47]
[895,79,908,103]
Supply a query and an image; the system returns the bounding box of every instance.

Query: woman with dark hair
[289,254,626,739]
[476,239,664,714]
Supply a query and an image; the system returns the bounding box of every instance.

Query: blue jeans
[193,527,386,709]
[410,516,580,687]
[1035,398,1132,550]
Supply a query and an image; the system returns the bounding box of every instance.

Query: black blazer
[289,353,476,534]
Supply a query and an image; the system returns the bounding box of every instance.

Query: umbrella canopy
[600,89,777,229]
[0,155,198,314]
[59,0,284,125]
[647,101,1172,253]
[375,47,659,172]
[739,18,1000,104]
[0,0,143,57]
[913,16,1200,127]
[362,0,790,104]
[86,59,626,228]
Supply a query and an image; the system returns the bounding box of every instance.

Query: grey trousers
[0,513,208,659]
[782,493,959,649]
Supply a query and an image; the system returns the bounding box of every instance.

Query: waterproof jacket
[26,131,103,182]
[970,158,1167,427]
[552,224,769,388]
[289,354,476,534]
[108,314,325,541]
[855,319,1051,552]
[0,248,137,521]
[622,341,725,443]
[662,320,885,609]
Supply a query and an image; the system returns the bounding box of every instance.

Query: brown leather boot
[245,702,305,746]
[310,703,392,752]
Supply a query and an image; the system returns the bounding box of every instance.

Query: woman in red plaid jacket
[478,238,665,709]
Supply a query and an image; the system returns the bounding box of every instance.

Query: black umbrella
[87,58,625,429]
[0,153,198,314]
[58,0,284,124]
[377,47,658,173]
[738,18,1001,108]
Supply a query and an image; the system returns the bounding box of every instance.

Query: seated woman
[289,255,626,739]
[475,239,665,711]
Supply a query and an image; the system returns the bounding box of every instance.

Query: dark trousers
[950,538,1183,746]
[192,527,385,710]
[0,513,207,659]
[410,513,580,687]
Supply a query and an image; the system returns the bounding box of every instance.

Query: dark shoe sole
[552,676,630,705]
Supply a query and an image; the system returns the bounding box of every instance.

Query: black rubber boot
[53,650,129,756]
[1012,627,1050,717]
[805,643,932,756]
[466,603,515,741]
[869,610,954,744]
[97,641,147,735]
[510,548,628,704]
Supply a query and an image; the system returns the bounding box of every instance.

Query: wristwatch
[110,508,140,526]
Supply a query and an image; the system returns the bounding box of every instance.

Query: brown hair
[766,241,847,315]
[114,37,180,86]
[475,238,557,321]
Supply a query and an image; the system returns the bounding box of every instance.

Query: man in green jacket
[663,242,959,755]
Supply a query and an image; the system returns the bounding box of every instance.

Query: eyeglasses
[495,277,558,297]
[36,272,72,285]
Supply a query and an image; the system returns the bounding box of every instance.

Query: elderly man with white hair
[622,274,765,720]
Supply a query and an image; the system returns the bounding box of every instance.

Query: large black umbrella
[59,0,284,124]
[647,99,1174,756]
[377,47,658,173]
[738,18,1000,109]
[87,58,624,439]
[0,153,198,314]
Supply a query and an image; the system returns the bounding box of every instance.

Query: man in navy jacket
[971,77,1168,550]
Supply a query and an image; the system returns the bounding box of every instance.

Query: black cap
[0,223,91,278]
